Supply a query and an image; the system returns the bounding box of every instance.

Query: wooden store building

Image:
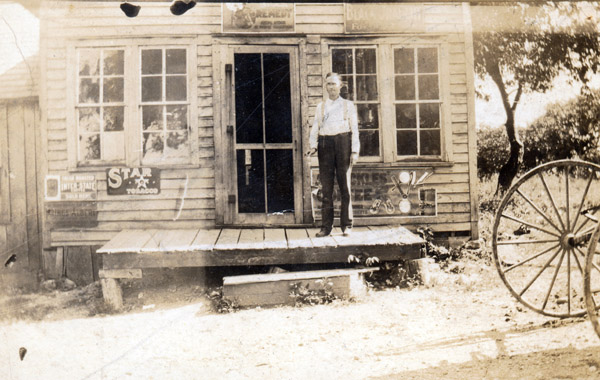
[33,1,479,296]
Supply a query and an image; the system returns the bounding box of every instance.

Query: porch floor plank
[99,229,155,253]
[147,229,199,252]
[237,228,265,250]
[307,228,337,248]
[189,229,221,251]
[215,228,241,250]
[264,228,287,249]
[286,228,312,249]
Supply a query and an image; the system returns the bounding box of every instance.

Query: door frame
[217,44,303,226]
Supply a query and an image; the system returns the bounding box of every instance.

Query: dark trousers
[318,132,353,231]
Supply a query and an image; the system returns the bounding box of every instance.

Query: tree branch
[511,83,523,112]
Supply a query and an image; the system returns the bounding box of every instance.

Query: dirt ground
[1,259,600,380]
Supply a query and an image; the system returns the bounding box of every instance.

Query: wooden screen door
[226,46,302,225]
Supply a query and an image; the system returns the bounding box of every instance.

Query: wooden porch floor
[97,226,424,269]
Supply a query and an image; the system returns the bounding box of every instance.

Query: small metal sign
[345,3,425,34]
[223,3,295,33]
[311,168,436,219]
[46,201,98,228]
[106,167,160,195]
[44,174,97,201]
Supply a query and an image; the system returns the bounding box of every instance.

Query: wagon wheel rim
[492,159,600,318]
[584,222,600,338]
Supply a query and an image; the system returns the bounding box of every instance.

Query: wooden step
[223,268,377,308]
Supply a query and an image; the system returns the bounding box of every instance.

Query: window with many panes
[394,47,441,157]
[331,47,380,157]
[329,44,444,162]
[73,44,195,168]
[141,48,190,164]
[77,48,125,163]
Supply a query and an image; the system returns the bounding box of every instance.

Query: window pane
[166,105,188,130]
[78,108,100,132]
[395,104,416,129]
[79,78,99,103]
[142,49,162,75]
[418,75,439,100]
[266,149,294,213]
[80,134,101,160]
[142,105,163,131]
[143,132,164,159]
[234,53,263,144]
[264,53,292,144]
[79,50,99,76]
[165,131,189,158]
[394,48,414,74]
[418,48,438,73]
[419,103,440,129]
[142,76,162,102]
[103,131,125,161]
[103,77,124,103]
[332,49,353,75]
[104,50,124,75]
[166,49,186,74]
[340,75,353,100]
[394,76,415,100]
[357,104,378,130]
[397,130,417,156]
[355,49,376,74]
[356,75,378,101]
[104,106,124,131]
[420,129,441,155]
[359,130,379,157]
[166,76,187,101]
[237,149,266,213]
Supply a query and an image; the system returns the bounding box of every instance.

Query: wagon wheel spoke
[519,247,562,297]
[572,246,584,276]
[500,213,561,238]
[579,246,600,275]
[571,173,594,231]
[539,172,566,231]
[515,189,562,234]
[575,216,593,235]
[497,239,559,246]
[504,243,560,273]
[565,166,571,230]
[567,248,572,314]
[541,248,567,311]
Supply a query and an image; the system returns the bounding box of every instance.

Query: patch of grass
[289,280,340,306]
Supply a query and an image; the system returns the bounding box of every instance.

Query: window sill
[354,160,454,168]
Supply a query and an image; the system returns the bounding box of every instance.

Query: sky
[0,2,38,75]
[0,2,592,130]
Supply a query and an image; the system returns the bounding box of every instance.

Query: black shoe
[315,229,331,237]
[342,227,352,236]
[170,0,196,15]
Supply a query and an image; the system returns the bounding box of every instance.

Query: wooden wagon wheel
[492,160,600,317]
[584,222,600,338]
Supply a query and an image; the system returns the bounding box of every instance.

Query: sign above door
[222,3,295,33]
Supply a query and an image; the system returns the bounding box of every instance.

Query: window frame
[392,45,443,160]
[323,37,452,164]
[67,38,198,170]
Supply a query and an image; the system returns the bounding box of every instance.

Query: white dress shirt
[309,96,360,154]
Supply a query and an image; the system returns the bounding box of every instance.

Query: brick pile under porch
[96,226,425,309]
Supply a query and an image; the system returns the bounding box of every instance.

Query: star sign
[135,175,149,189]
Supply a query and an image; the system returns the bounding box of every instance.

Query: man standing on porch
[308,72,360,237]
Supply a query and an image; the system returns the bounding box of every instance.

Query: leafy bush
[477,125,511,179]
[477,91,600,180]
